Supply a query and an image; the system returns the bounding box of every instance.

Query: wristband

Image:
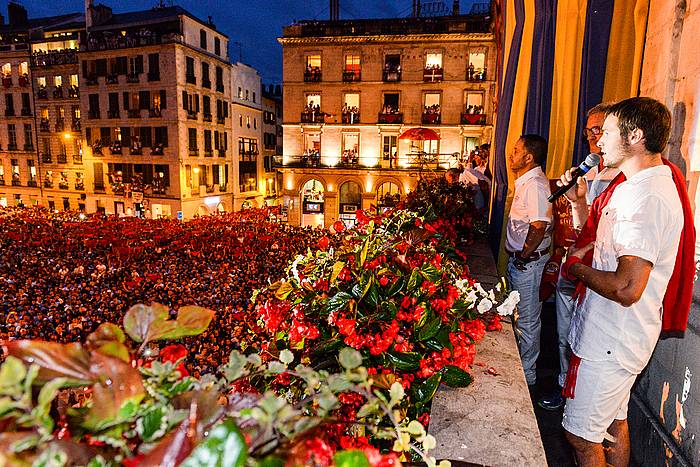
[562,256,582,281]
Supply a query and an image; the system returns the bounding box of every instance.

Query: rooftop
[281,14,491,40]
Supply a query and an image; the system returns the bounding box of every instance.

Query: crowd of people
[0,207,330,378]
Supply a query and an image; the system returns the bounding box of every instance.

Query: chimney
[85,0,93,29]
[330,0,339,21]
[452,0,460,15]
[412,0,421,18]
[8,2,28,26]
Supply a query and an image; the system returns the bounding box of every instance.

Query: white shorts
[561,357,637,443]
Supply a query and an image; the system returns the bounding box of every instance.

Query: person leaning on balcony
[558,97,693,467]
[538,103,620,412]
[505,134,553,388]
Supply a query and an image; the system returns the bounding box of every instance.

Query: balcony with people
[378,105,402,124]
[301,102,324,123]
[40,118,50,132]
[341,104,360,124]
[30,49,78,67]
[383,55,401,82]
[461,104,486,125]
[82,24,183,52]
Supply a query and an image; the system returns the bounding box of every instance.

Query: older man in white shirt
[505,134,553,387]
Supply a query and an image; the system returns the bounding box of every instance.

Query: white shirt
[505,166,552,252]
[585,165,620,204]
[568,165,683,373]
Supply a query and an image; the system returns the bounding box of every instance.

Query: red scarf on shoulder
[574,158,696,335]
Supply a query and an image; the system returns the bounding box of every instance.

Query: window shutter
[123,92,130,110]
[160,90,167,109]
[182,91,188,111]
[195,95,200,113]
[135,55,144,74]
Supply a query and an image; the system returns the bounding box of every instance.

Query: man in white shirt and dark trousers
[559,97,683,466]
[505,134,553,388]
[538,103,620,411]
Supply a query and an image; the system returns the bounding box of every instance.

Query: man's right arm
[558,170,589,230]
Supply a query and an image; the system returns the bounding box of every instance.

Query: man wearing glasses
[538,103,620,411]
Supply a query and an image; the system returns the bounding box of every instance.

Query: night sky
[11,0,480,83]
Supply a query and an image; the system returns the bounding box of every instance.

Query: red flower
[337,317,356,336]
[122,454,145,467]
[160,344,187,363]
[332,220,346,234]
[417,412,431,427]
[379,275,390,286]
[318,236,331,250]
[421,281,437,296]
[304,437,334,466]
[430,253,442,269]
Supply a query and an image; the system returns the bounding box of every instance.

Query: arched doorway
[217,203,226,213]
[197,205,209,217]
[301,179,325,227]
[376,182,401,211]
[338,180,362,228]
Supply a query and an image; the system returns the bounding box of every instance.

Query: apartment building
[262,84,282,204]
[79,2,232,218]
[278,11,495,227]
[230,61,263,210]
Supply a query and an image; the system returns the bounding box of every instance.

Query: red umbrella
[398,127,440,141]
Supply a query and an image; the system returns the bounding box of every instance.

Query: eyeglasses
[583,126,602,138]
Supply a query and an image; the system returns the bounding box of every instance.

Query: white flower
[454,278,470,295]
[290,254,305,283]
[477,298,493,313]
[496,290,520,316]
[488,289,496,302]
[475,282,488,297]
[465,290,478,305]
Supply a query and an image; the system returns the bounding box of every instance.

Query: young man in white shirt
[505,134,553,387]
[538,103,621,411]
[559,97,682,466]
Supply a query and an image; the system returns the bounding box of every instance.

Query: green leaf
[386,351,420,371]
[221,351,249,382]
[28,377,68,433]
[257,456,284,467]
[389,381,404,405]
[158,306,216,341]
[417,317,441,341]
[386,277,405,297]
[181,418,248,467]
[326,292,352,314]
[274,281,295,300]
[87,323,125,347]
[338,348,363,370]
[138,406,169,443]
[0,356,27,395]
[2,340,93,386]
[421,264,441,283]
[366,282,380,308]
[412,373,442,404]
[406,267,421,291]
[334,450,370,467]
[122,303,175,344]
[441,365,473,388]
[358,238,369,267]
[330,261,346,284]
[95,342,131,363]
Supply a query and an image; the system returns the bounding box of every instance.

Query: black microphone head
[583,153,601,168]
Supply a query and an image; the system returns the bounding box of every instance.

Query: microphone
[548,153,601,202]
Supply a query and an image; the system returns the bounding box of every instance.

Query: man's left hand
[567,242,594,260]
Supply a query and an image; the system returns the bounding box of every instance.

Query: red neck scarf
[574,158,696,335]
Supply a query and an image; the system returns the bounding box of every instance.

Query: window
[201,62,210,88]
[341,133,359,165]
[148,53,160,80]
[462,91,485,123]
[154,127,168,147]
[188,128,198,152]
[382,93,399,112]
[203,95,211,119]
[238,87,243,99]
[425,52,443,69]
[245,89,249,100]
[214,37,221,56]
[343,93,360,123]
[128,56,143,75]
[238,137,258,161]
[382,135,398,165]
[139,91,150,110]
[468,51,487,80]
[424,52,443,82]
[200,29,207,50]
[253,118,257,129]
[88,94,100,117]
[70,74,78,87]
[306,93,321,110]
[204,130,212,155]
[37,76,46,88]
[108,93,119,116]
[305,55,322,82]
[383,54,401,81]
[1,63,10,77]
[8,124,17,149]
[423,93,441,124]
[246,116,250,128]
[5,94,14,116]
[252,92,256,103]
[185,57,196,84]
[344,54,361,81]
[23,124,33,150]
[215,66,224,92]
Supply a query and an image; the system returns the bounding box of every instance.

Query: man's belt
[506,248,549,262]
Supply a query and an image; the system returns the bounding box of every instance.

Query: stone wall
[633,0,700,464]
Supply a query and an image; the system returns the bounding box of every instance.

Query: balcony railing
[55,120,65,132]
[152,144,165,156]
[423,66,444,83]
[149,108,162,118]
[202,79,211,89]
[148,72,160,82]
[57,154,67,164]
[274,152,455,171]
[75,182,84,191]
[341,111,360,124]
[19,75,29,87]
[108,109,120,119]
[86,75,98,86]
[188,148,199,157]
[53,87,64,99]
[5,108,15,117]
[106,74,119,85]
[37,88,48,99]
[23,144,34,151]
[12,180,21,186]
[40,119,50,131]
[0,179,4,186]
[219,183,227,192]
[217,149,226,157]
[59,181,69,190]
[30,49,78,66]
[2,76,12,88]
[127,109,140,118]
[467,66,487,81]
[460,113,486,125]
[206,185,215,193]
[126,73,140,83]
[83,30,185,52]
[204,149,213,157]
[21,107,31,116]
[186,111,197,120]
[7,143,17,151]
[44,180,54,188]
[422,112,441,125]
[73,154,82,164]
[217,116,225,124]
[304,69,322,82]
[68,86,79,98]
[129,147,143,156]
[378,112,403,124]
[342,70,361,82]
[109,144,123,155]
[383,68,401,82]
[71,119,81,132]
[27,180,37,187]
[88,110,100,119]
[301,111,325,123]
[41,153,52,163]
[203,113,212,122]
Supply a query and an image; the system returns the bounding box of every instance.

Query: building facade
[79,3,232,218]
[278,13,495,227]
[262,84,282,205]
